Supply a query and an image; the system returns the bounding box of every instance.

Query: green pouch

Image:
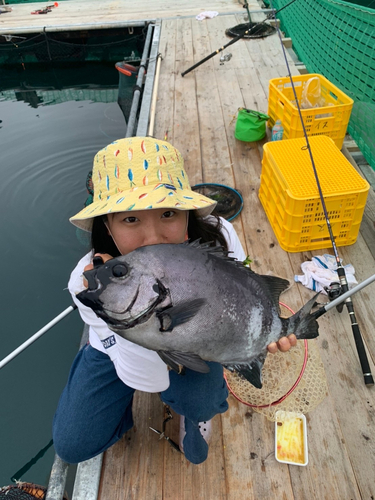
[235,108,270,142]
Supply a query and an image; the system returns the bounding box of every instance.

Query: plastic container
[259,136,370,252]
[267,74,353,149]
[275,411,308,466]
[271,119,284,141]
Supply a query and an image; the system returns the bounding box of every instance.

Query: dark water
[0,76,127,489]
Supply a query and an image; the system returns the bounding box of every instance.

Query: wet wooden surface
[0,0,249,32]
[96,10,375,500]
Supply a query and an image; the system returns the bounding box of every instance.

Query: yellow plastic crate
[259,136,369,252]
[267,74,353,149]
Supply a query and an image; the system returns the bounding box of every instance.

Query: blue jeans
[53,344,228,465]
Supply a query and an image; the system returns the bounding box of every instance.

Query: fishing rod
[0,305,77,370]
[314,274,375,318]
[0,257,105,370]
[181,0,297,77]
[268,0,374,386]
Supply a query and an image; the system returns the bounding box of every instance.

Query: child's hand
[267,334,297,354]
[83,253,113,287]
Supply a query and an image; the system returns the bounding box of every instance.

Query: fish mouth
[77,279,169,330]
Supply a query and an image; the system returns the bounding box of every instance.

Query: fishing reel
[324,282,344,313]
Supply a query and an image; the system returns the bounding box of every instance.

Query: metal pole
[138,22,161,136]
[45,455,69,500]
[0,20,148,36]
[314,274,375,386]
[126,23,154,137]
[147,52,162,137]
[318,274,375,314]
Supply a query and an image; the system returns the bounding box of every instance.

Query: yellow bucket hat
[70,137,217,232]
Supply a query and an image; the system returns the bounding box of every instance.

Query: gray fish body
[78,242,319,388]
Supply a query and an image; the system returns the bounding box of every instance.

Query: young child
[53,137,296,465]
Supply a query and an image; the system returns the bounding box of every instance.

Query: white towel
[294,255,357,294]
[196,11,219,21]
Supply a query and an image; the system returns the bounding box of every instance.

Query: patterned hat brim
[70,185,217,232]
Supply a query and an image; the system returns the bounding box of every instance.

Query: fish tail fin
[286,293,320,340]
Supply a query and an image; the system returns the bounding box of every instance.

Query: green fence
[270,0,375,170]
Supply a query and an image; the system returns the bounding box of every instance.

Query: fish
[77,241,319,389]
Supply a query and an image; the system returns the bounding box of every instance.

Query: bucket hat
[70,137,217,232]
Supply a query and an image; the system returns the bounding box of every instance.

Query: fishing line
[268,0,373,386]
[11,439,54,483]
[181,0,298,77]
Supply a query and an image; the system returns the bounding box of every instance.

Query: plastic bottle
[271,119,284,141]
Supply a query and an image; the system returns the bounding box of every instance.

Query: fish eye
[112,264,128,278]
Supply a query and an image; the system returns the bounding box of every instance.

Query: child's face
[106,208,188,255]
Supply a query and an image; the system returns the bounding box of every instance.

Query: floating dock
[2,1,375,499]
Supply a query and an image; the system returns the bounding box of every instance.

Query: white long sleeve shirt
[68,217,246,392]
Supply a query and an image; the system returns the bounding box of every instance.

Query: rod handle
[350,315,374,386]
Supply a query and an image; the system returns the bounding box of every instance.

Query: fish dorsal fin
[183,239,254,271]
[184,239,228,254]
[255,275,290,310]
[183,243,290,301]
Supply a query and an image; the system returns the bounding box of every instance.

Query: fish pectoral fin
[157,350,210,374]
[225,351,267,389]
[156,298,207,332]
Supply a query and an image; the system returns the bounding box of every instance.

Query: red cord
[224,302,308,408]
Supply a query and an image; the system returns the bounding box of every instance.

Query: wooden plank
[297,65,309,75]
[339,234,375,357]
[206,15,371,500]
[0,0,245,32]
[341,145,375,261]
[283,147,375,498]
[98,392,165,500]
[289,397,361,500]
[153,19,177,142]
[172,18,202,185]
[160,20,229,499]
[205,16,299,500]
[344,140,360,153]
[192,17,295,500]
[192,17,235,187]
[288,250,375,500]
[269,19,280,27]
[282,37,292,48]
[67,11,375,500]
[242,11,300,80]
[163,411,228,500]
[221,398,296,500]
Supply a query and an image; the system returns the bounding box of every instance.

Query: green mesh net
[268,0,375,170]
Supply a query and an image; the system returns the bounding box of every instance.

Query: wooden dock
[4,2,375,498]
